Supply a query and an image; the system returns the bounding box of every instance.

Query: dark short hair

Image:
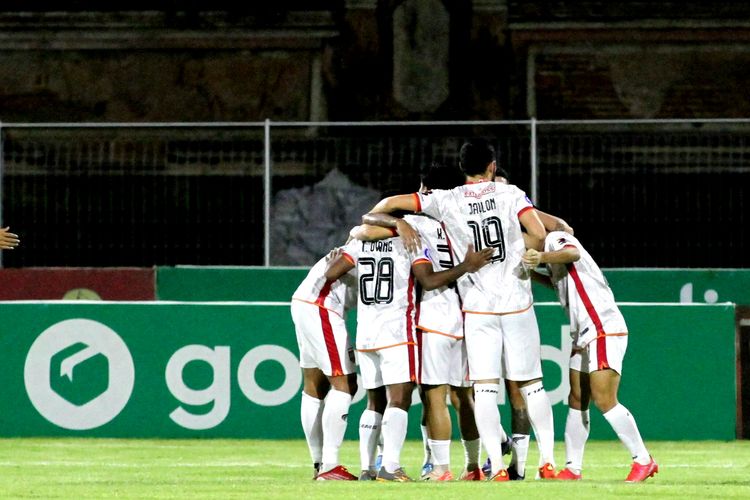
[420,161,465,190]
[459,138,496,176]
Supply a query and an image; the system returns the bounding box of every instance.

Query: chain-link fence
[1,119,747,267]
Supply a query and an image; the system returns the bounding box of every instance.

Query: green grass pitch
[1,438,749,498]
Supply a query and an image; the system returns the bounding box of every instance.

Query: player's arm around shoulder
[412,244,493,291]
[522,241,581,268]
[369,193,420,214]
[536,209,574,235]
[324,245,356,282]
[360,212,420,253]
[349,224,396,242]
[518,208,546,251]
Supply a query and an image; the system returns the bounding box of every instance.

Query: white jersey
[342,236,431,350]
[404,214,463,337]
[545,231,627,347]
[416,181,535,314]
[291,255,355,318]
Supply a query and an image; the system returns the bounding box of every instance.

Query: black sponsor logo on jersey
[557,237,568,245]
[468,198,497,215]
[362,240,393,252]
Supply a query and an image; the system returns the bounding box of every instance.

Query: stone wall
[531,46,750,119]
[2,3,750,123]
[0,10,336,122]
[0,50,315,122]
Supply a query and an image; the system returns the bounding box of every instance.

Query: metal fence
[1,119,747,268]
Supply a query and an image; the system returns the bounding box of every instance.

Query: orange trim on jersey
[341,252,355,265]
[356,341,417,352]
[518,205,534,218]
[415,325,463,340]
[291,298,345,319]
[388,227,399,237]
[462,303,534,316]
[412,259,431,266]
[413,192,422,212]
[598,332,628,338]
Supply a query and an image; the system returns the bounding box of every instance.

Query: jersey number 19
[468,216,505,263]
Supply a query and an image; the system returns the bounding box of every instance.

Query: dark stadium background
[0,1,747,436]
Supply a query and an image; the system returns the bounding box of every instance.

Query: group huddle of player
[290,139,658,483]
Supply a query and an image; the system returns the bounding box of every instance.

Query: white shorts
[291,300,356,377]
[570,333,628,375]
[358,343,418,389]
[464,306,543,382]
[417,330,470,387]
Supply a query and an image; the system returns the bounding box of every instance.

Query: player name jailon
[362,240,393,252]
[468,198,497,215]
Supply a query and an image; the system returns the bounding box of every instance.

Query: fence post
[264,119,271,267]
[529,116,538,204]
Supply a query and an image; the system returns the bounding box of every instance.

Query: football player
[523,232,658,482]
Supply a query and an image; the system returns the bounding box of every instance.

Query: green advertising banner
[157,266,308,302]
[0,302,735,440]
[156,266,750,305]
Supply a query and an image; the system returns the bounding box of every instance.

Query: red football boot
[555,468,582,480]
[625,457,659,483]
[489,469,510,482]
[537,463,556,479]
[315,465,358,481]
[459,468,485,481]
[422,469,454,481]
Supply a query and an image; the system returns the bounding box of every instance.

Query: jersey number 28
[359,257,394,304]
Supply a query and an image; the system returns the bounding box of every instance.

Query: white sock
[428,439,451,468]
[473,383,506,474]
[381,407,409,473]
[300,392,324,466]
[603,403,650,465]
[421,424,432,464]
[510,434,530,477]
[564,408,589,474]
[321,390,352,472]
[521,381,556,466]
[359,409,382,472]
[462,438,481,470]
